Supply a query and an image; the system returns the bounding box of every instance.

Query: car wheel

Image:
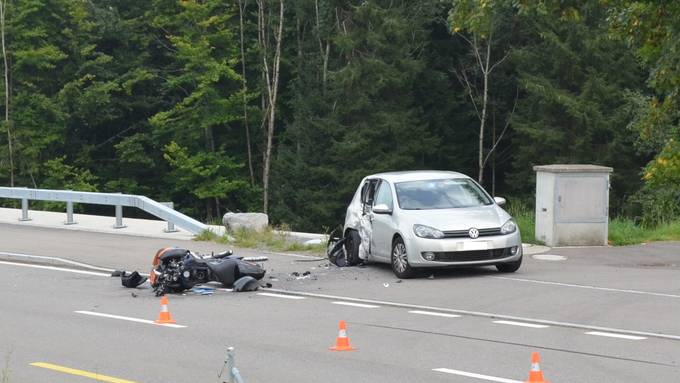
[344,229,362,266]
[391,237,415,278]
[496,256,522,273]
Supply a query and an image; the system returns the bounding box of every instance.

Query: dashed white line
[433,368,522,383]
[257,292,306,300]
[409,310,461,318]
[493,320,550,329]
[490,276,680,299]
[332,301,380,308]
[266,288,680,341]
[74,311,186,328]
[0,260,110,276]
[585,331,646,340]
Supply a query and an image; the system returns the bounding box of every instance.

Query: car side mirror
[372,204,392,215]
[494,197,506,206]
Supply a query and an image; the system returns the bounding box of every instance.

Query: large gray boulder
[223,212,269,232]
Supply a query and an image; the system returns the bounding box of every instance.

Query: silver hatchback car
[343,171,522,278]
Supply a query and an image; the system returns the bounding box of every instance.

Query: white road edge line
[493,320,550,329]
[585,331,646,340]
[332,301,380,308]
[490,276,680,299]
[0,260,110,277]
[266,288,680,341]
[74,311,186,328]
[0,251,115,272]
[409,310,461,318]
[257,292,306,300]
[433,368,522,383]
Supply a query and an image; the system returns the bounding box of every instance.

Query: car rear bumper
[405,231,522,267]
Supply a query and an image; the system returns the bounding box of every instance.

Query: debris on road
[191,287,215,295]
[233,276,260,292]
[120,271,147,288]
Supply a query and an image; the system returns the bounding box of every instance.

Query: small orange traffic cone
[154,295,176,324]
[330,320,356,351]
[525,352,549,383]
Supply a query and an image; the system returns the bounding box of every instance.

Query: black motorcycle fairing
[160,248,189,262]
[206,258,239,286]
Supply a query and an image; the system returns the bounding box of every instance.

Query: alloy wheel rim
[393,242,407,273]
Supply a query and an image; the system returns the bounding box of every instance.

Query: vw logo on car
[468,227,479,239]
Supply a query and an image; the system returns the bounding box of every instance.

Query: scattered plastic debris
[427,274,435,279]
[302,271,311,276]
[131,292,138,298]
[395,280,402,283]
[191,287,215,295]
[383,282,390,288]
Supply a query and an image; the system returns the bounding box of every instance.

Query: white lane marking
[257,292,306,300]
[409,310,461,318]
[490,276,680,299]
[74,311,186,328]
[0,251,115,272]
[493,320,549,329]
[585,331,646,340]
[332,301,379,308]
[433,368,522,383]
[265,251,322,259]
[266,288,680,341]
[0,260,110,277]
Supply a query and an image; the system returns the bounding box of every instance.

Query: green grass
[194,227,327,255]
[608,218,680,246]
[507,202,680,246]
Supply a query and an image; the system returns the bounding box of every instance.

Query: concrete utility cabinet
[533,164,613,247]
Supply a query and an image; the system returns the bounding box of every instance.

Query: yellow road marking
[30,362,138,383]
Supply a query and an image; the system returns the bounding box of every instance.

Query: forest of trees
[0,0,678,232]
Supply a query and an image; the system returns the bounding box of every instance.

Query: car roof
[366,170,470,183]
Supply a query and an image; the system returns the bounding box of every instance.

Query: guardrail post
[19,198,31,221]
[161,202,179,233]
[64,200,76,225]
[113,204,126,229]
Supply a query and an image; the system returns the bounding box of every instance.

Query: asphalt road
[1,224,679,382]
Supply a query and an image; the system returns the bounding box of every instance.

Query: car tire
[344,229,362,266]
[496,256,522,273]
[391,237,415,279]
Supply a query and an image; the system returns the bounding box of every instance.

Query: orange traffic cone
[330,320,356,351]
[525,352,549,383]
[154,295,176,324]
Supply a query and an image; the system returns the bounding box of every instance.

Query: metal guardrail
[0,187,207,234]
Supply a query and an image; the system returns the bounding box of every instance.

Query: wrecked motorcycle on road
[149,248,266,296]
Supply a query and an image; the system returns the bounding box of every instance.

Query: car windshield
[395,178,493,210]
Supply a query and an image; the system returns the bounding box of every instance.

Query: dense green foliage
[0,0,677,231]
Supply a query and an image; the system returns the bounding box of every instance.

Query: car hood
[399,205,511,231]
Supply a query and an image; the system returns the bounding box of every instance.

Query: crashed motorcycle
[150,247,266,296]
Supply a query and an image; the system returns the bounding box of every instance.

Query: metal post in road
[19,198,31,221]
[161,202,179,233]
[64,200,77,225]
[219,346,245,383]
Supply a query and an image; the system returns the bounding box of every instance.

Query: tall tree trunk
[260,0,284,214]
[238,0,255,187]
[0,0,13,187]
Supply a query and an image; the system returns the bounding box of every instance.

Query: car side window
[361,179,379,213]
[373,181,393,210]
